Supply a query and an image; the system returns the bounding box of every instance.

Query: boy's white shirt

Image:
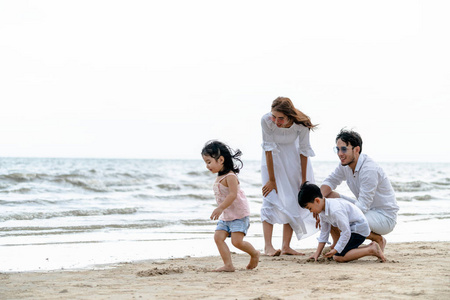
[318,198,371,254]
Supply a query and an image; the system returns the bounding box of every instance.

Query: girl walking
[201,140,260,271]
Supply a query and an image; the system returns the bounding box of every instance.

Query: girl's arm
[262,151,277,197]
[210,175,239,220]
[300,154,307,184]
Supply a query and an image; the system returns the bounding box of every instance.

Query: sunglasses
[270,116,286,124]
[333,146,353,154]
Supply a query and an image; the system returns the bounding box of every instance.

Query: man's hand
[313,213,321,229]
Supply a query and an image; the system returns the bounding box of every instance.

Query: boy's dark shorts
[335,233,366,256]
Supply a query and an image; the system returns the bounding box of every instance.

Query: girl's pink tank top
[213,173,250,221]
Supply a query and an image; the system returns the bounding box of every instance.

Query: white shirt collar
[354,153,367,173]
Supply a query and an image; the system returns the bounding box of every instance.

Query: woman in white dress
[261,97,318,256]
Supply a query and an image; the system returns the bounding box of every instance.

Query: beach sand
[1,241,449,299]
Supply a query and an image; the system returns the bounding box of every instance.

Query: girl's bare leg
[263,221,281,256]
[214,230,235,272]
[231,232,260,270]
[281,224,304,255]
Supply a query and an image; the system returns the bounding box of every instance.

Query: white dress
[260,112,319,240]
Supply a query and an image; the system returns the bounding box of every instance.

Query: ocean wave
[154,182,211,191]
[396,195,434,202]
[0,187,33,194]
[156,183,181,191]
[180,219,215,226]
[0,199,61,206]
[432,178,450,186]
[60,178,109,192]
[182,183,211,189]
[134,193,211,200]
[0,207,138,221]
[404,215,450,222]
[391,178,450,192]
[133,194,153,199]
[0,173,109,193]
[186,170,209,177]
[153,194,212,200]
[412,195,433,201]
[0,171,163,194]
[67,178,138,192]
[391,181,434,192]
[399,212,448,217]
[0,218,209,238]
[133,193,213,201]
[0,173,48,182]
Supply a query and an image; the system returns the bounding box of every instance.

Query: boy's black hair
[298,181,323,208]
[201,140,243,176]
[336,129,363,154]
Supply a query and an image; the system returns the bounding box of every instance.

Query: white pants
[365,209,397,235]
[340,194,396,235]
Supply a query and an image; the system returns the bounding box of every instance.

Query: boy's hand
[309,254,319,261]
[324,249,337,258]
[210,207,224,220]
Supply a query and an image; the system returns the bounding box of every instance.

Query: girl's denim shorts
[216,216,250,237]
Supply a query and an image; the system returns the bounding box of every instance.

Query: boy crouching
[298,182,385,262]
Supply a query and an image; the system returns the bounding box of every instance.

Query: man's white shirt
[322,153,399,221]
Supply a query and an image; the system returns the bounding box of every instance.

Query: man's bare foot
[370,242,386,262]
[213,265,235,272]
[368,232,386,252]
[281,247,305,256]
[373,235,386,252]
[247,251,260,269]
[264,247,281,256]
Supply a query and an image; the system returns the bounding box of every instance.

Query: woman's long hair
[271,97,317,130]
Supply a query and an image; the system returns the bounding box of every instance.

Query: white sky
[1,1,449,162]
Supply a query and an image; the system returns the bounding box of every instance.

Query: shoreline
[1,241,449,299]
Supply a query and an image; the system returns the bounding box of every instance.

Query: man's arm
[320,185,333,198]
[355,168,379,213]
[321,165,346,196]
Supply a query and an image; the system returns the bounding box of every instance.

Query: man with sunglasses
[319,129,399,252]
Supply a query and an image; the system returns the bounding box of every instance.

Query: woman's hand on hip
[262,180,277,197]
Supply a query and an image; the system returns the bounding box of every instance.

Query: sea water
[0,157,449,272]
